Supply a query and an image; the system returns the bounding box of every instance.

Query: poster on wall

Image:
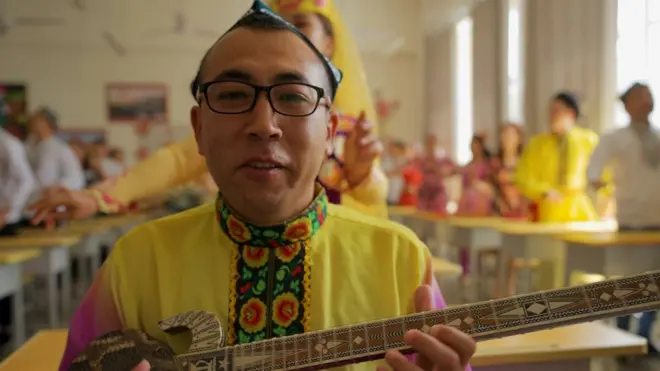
[106,83,168,123]
[0,83,28,139]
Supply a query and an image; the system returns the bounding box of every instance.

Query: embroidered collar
[216,185,328,247]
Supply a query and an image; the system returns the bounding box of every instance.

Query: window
[615,0,660,127]
[454,17,474,165]
[506,0,523,124]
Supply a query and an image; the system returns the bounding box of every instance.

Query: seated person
[59,2,474,371]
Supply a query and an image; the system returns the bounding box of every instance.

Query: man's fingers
[414,285,434,313]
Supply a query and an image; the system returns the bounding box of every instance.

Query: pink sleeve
[59,266,125,371]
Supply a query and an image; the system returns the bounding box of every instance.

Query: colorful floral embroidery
[242,247,269,268]
[239,298,267,334]
[219,185,327,345]
[272,293,300,328]
[226,215,252,243]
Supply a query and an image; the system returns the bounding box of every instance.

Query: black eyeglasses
[198,81,329,117]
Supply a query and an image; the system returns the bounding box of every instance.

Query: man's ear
[190,106,204,156]
[326,112,339,156]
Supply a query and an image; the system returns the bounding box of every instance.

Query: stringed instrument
[70,270,660,371]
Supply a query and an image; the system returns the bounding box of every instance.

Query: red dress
[398,166,423,206]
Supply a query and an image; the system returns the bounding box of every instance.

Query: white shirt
[587,125,660,227]
[0,129,36,224]
[25,135,85,191]
[382,156,406,204]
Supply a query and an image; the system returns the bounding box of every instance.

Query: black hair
[190,11,336,101]
[34,107,59,132]
[471,134,492,159]
[620,82,650,104]
[553,91,581,118]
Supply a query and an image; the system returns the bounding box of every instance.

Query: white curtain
[523,0,617,135]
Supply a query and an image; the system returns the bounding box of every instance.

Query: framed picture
[105,83,168,123]
[0,83,28,139]
[58,128,106,145]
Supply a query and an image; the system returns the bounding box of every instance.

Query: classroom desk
[3,322,646,371]
[0,235,81,328]
[494,221,617,292]
[447,217,504,271]
[557,231,660,288]
[432,257,462,278]
[22,225,113,299]
[472,322,646,371]
[410,211,449,255]
[0,249,41,350]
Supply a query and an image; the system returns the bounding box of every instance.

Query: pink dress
[456,160,494,216]
[417,154,457,213]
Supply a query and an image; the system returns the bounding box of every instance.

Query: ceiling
[0,0,474,54]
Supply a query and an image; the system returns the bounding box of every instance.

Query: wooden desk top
[0,235,81,250]
[21,223,110,237]
[431,257,462,276]
[448,217,504,229]
[496,220,617,235]
[69,213,147,229]
[387,206,417,217]
[1,323,646,370]
[410,210,447,222]
[0,248,41,264]
[557,231,660,246]
[0,330,67,371]
[472,322,646,366]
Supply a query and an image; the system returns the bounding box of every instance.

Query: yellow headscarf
[268,0,378,127]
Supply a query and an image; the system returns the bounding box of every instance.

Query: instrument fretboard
[178,271,660,371]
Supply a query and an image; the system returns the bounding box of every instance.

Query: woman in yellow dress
[515,92,611,222]
[31,0,388,222]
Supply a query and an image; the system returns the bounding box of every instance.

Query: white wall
[0,0,425,157]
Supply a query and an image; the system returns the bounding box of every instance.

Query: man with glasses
[30,0,387,224]
[60,2,473,371]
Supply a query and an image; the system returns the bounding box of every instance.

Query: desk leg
[61,265,72,321]
[11,278,25,349]
[47,270,59,328]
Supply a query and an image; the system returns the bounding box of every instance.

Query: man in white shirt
[0,126,35,346]
[0,127,35,235]
[25,108,85,191]
[586,82,658,351]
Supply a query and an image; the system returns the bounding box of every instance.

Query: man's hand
[132,360,151,371]
[343,111,383,188]
[377,285,475,371]
[29,186,100,225]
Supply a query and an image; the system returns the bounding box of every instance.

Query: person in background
[417,133,457,213]
[515,92,607,222]
[491,123,527,217]
[25,108,85,192]
[398,143,424,207]
[30,0,387,223]
[382,139,408,205]
[82,153,106,187]
[456,134,494,216]
[108,148,126,169]
[0,125,35,347]
[587,82,658,349]
[58,3,473,370]
[68,140,86,162]
[88,139,124,178]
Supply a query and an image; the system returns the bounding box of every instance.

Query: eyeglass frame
[196,80,332,117]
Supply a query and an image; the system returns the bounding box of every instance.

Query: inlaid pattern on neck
[176,271,660,371]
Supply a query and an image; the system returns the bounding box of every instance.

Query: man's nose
[247,94,283,140]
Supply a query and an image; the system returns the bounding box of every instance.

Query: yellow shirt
[515,126,610,222]
[61,190,445,371]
